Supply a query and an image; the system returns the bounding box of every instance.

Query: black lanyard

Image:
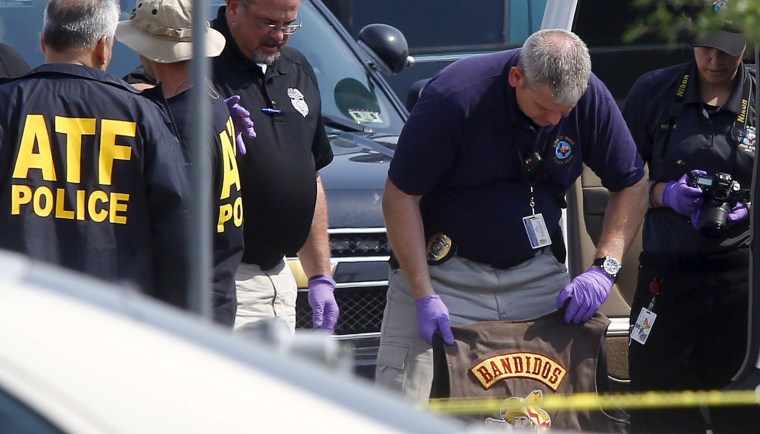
[656,65,753,163]
[517,125,566,208]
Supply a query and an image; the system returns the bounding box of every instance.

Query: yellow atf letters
[217,118,243,232]
[56,116,96,183]
[13,114,57,181]
[99,119,135,185]
[9,116,136,224]
[219,118,242,199]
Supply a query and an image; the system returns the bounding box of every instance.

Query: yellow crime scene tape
[427,390,760,415]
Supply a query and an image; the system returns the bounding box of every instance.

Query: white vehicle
[0,250,467,433]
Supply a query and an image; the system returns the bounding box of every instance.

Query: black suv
[1,0,409,379]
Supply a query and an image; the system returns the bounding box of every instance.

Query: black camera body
[687,172,748,237]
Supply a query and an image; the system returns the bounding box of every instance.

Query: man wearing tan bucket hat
[117,0,254,326]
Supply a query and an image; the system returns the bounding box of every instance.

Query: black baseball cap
[693,27,746,57]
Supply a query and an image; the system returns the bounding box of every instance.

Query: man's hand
[415,295,454,346]
[692,201,749,230]
[661,170,705,216]
[555,267,614,323]
[224,95,256,156]
[308,275,339,331]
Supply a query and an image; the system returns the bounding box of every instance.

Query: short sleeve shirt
[622,61,755,253]
[389,49,644,260]
[211,7,333,268]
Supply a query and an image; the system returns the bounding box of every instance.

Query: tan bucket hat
[115,0,225,63]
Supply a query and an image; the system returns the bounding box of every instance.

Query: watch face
[603,257,621,275]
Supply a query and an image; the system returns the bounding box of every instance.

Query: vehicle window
[0,0,135,74]
[0,1,405,136]
[335,0,546,54]
[0,387,64,434]
[289,1,405,134]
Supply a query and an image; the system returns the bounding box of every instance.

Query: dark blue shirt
[389,49,644,260]
[622,61,755,253]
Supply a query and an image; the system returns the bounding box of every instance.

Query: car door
[554,0,760,399]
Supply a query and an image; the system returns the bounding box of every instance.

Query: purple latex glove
[307,275,339,331]
[555,267,614,324]
[661,171,705,216]
[415,295,455,346]
[224,95,256,156]
[691,201,749,231]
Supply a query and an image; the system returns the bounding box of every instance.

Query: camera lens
[699,202,731,237]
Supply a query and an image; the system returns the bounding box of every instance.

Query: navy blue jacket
[0,64,192,306]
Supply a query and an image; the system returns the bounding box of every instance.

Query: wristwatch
[593,256,622,282]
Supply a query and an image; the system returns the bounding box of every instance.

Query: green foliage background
[625,0,760,46]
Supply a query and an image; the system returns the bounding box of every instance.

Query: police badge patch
[288,87,309,117]
[739,126,756,154]
[552,136,575,165]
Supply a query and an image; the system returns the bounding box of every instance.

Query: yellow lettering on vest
[33,185,53,216]
[218,204,232,232]
[217,196,244,232]
[471,352,567,391]
[99,119,135,185]
[109,192,129,224]
[11,185,32,214]
[88,190,108,222]
[10,186,130,223]
[76,190,86,220]
[55,188,75,219]
[218,118,242,200]
[13,114,56,181]
[55,116,96,183]
[233,196,243,226]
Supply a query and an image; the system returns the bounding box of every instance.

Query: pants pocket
[375,342,409,390]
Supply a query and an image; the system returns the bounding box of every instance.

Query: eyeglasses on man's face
[255,18,302,35]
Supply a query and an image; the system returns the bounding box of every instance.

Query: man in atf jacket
[0,0,192,307]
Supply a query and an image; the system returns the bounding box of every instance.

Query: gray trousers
[234,259,297,333]
[374,248,570,404]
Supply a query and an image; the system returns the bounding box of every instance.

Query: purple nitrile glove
[728,201,749,225]
[308,275,339,331]
[224,95,256,156]
[661,170,705,216]
[691,201,749,231]
[555,267,614,324]
[415,295,455,346]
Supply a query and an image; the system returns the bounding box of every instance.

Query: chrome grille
[295,228,389,334]
[296,286,387,334]
[329,230,390,257]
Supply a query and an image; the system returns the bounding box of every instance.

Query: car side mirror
[405,78,430,111]
[357,23,414,75]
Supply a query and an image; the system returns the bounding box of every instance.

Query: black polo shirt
[210,7,333,269]
[623,61,755,253]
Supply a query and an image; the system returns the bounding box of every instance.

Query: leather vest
[432,312,628,433]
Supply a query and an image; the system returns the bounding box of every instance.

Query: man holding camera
[622,22,754,433]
